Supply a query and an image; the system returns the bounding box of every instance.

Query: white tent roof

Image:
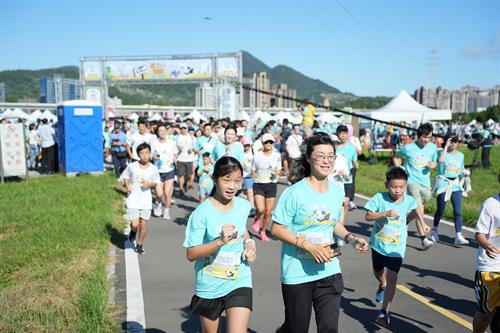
[363,90,452,122]
[3,108,29,120]
[240,110,251,122]
[128,113,139,121]
[148,113,163,122]
[184,109,207,123]
[254,110,273,122]
[318,112,342,124]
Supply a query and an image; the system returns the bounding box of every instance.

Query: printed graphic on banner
[84,86,102,103]
[219,85,236,120]
[216,57,238,78]
[0,124,27,177]
[103,59,213,81]
[82,61,102,81]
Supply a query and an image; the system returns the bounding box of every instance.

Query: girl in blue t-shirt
[271,132,369,333]
[183,156,257,333]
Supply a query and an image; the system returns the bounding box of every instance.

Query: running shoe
[421,238,434,250]
[163,208,171,220]
[349,201,357,210]
[260,230,269,242]
[454,235,470,245]
[128,230,136,243]
[252,217,261,233]
[375,286,386,304]
[153,203,163,217]
[375,310,390,327]
[431,228,440,243]
[249,208,256,218]
[136,244,145,255]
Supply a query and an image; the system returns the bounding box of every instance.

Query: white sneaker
[421,238,434,250]
[349,201,357,210]
[171,198,176,203]
[153,204,163,217]
[454,235,470,245]
[431,228,440,243]
[163,209,171,220]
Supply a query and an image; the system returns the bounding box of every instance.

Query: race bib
[375,223,402,245]
[202,141,214,152]
[413,154,430,169]
[297,231,332,259]
[203,251,241,280]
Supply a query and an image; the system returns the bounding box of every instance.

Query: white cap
[236,127,245,136]
[261,133,275,143]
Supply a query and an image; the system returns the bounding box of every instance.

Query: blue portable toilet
[57,100,104,175]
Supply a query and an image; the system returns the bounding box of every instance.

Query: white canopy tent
[184,109,207,123]
[362,90,452,122]
[318,112,343,124]
[3,108,29,120]
[41,109,58,123]
[148,113,163,122]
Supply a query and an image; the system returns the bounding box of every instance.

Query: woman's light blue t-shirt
[397,142,438,189]
[272,179,345,285]
[336,143,358,184]
[437,151,464,192]
[210,142,245,164]
[365,192,418,259]
[183,197,252,299]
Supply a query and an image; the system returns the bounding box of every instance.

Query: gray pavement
[116,182,478,332]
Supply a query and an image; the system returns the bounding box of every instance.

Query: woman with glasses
[251,133,282,242]
[272,132,368,333]
[431,136,469,245]
[210,126,245,165]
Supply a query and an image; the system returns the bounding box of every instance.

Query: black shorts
[176,161,193,177]
[160,170,175,182]
[190,287,253,320]
[371,248,403,273]
[344,183,354,201]
[253,182,278,198]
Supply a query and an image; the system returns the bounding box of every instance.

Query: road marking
[397,284,472,331]
[355,193,475,233]
[124,226,146,333]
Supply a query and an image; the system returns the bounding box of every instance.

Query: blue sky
[1,0,499,96]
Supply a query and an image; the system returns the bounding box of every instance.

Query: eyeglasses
[264,140,274,144]
[311,154,336,162]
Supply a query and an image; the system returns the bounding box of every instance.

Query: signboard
[84,85,102,103]
[216,57,238,78]
[102,59,213,81]
[82,61,102,81]
[0,123,27,178]
[219,85,237,120]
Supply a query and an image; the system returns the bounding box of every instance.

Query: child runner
[432,136,469,245]
[122,143,161,254]
[272,133,369,333]
[152,124,178,220]
[365,167,431,327]
[335,125,359,220]
[252,133,281,242]
[197,152,214,202]
[473,183,500,333]
[183,156,257,333]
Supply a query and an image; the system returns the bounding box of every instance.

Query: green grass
[357,146,500,227]
[0,173,124,332]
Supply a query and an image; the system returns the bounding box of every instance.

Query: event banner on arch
[82,57,239,82]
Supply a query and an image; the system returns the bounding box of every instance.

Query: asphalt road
[115,182,479,333]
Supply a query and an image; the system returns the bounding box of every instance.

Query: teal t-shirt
[437,151,464,192]
[210,142,245,164]
[183,197,252,299]
[272,179,345,285]
[194,135,217,155]
[397,142,438,189]
[198,164,214,191]
[365,192,418,259]
[336,143,358,184]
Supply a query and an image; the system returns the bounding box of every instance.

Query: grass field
[356,145,500,226]
[0,173,124,332]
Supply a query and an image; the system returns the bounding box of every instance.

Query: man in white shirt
[285,124,303,179]
[127,121,155,161]
[176,123,195,194]
[473,188,500,333]
[37,118,56,174]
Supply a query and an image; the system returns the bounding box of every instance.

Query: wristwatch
[344,233,354,244]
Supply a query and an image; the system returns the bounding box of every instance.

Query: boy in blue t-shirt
[365,167,431,327]
[197,152,214,202]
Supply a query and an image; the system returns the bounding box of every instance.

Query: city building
[415,85,500,113]
[39,75,81,103]
[0,83,5,102]
[254,72,271,108]
[270,83,297,108]
[195,82,215,108]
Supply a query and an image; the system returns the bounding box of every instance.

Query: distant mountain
[0,52,390,108]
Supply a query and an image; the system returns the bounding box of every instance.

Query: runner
[431,136,469,245]
[272,133,368,333]
[210,125,245,164]
[473,185,500,333]
[395,122,435,250]
[364,167,431,327]
[285,124,303,182]
[176,123,195,194]
[183,156,257,333]
[152,124,178,220]
[241,137,256,217]
[122,143,161,255]
[127,120,155,162]
[251,133,281,242]
[197,152,214,202]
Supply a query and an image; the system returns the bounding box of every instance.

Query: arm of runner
[333,223,369,254]
[242,232,257,262]
[186,224,235,262]
[410,206,431,235]
[476,233,500,259]
[365,210,397,221]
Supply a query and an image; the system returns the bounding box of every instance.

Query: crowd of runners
[110,105,499,333]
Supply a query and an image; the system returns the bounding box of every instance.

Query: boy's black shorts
[371,248,403,273]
